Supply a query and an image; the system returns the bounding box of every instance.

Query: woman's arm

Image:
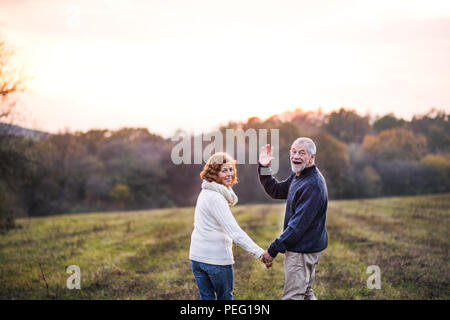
[210,196,264,259]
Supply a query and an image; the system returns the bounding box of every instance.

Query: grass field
[0,193,449,299]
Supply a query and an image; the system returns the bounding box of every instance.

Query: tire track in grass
[326,201,449,299]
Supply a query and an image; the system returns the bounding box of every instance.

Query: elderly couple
[189,137,329,300]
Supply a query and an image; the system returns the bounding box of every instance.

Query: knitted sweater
[189,189,264,265]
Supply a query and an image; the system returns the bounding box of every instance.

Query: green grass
[0,194,449,299]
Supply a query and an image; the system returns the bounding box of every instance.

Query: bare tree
[0,32,29,231]
[0,32,26,125]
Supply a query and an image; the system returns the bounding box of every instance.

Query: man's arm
[258,164,293,200]
[267,185,323,258]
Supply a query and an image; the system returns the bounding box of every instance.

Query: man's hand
[259,144,274,167]
[260,250,274,268]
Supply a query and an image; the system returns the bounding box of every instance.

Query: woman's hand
[260,251,273,268]
[259,144,274,167]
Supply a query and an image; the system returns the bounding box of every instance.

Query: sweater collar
[201,180,238,206]
[295,165,316,178]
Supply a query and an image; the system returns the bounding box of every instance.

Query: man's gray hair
[292,137,316,155]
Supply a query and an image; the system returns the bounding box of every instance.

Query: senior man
[259,137,328,300]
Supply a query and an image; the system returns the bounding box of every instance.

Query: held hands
[259,144,274,167]
[260,250,274,269]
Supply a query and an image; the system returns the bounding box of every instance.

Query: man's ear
[309,154,316,166]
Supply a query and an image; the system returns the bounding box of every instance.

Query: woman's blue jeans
[191,260,234,300]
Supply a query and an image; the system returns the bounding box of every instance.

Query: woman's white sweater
[189,189,264,265]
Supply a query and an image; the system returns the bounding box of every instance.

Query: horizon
[1,0,450,138]
[1,105,445,140]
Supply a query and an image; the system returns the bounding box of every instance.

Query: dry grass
[0,194,448,299]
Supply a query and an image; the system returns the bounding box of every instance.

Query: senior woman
[189,152,266,300]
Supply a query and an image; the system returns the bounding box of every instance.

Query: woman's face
[218,163,234,187]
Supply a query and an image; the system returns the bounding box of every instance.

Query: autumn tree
[110,184,132,208]
[323,108,371,143]
[373,113,405,133]
[408,109,449,153]
[0,34,26,125]
[420,154,450,192]
[362,128,427,162]
[312,131,354,198]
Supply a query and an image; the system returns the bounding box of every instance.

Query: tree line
[0,107,449,230]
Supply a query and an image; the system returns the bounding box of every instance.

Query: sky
[1,0,449,138]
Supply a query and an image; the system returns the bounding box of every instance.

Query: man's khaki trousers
[282,250,322,300]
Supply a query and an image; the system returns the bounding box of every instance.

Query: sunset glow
[1,0,449,137]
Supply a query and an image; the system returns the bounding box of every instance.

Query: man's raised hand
[259,144,274,167]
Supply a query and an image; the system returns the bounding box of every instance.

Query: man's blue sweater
[258,164,328,257]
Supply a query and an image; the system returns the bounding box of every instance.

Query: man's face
[290,142,313,173]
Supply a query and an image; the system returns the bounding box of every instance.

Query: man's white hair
[292,137,316,155]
